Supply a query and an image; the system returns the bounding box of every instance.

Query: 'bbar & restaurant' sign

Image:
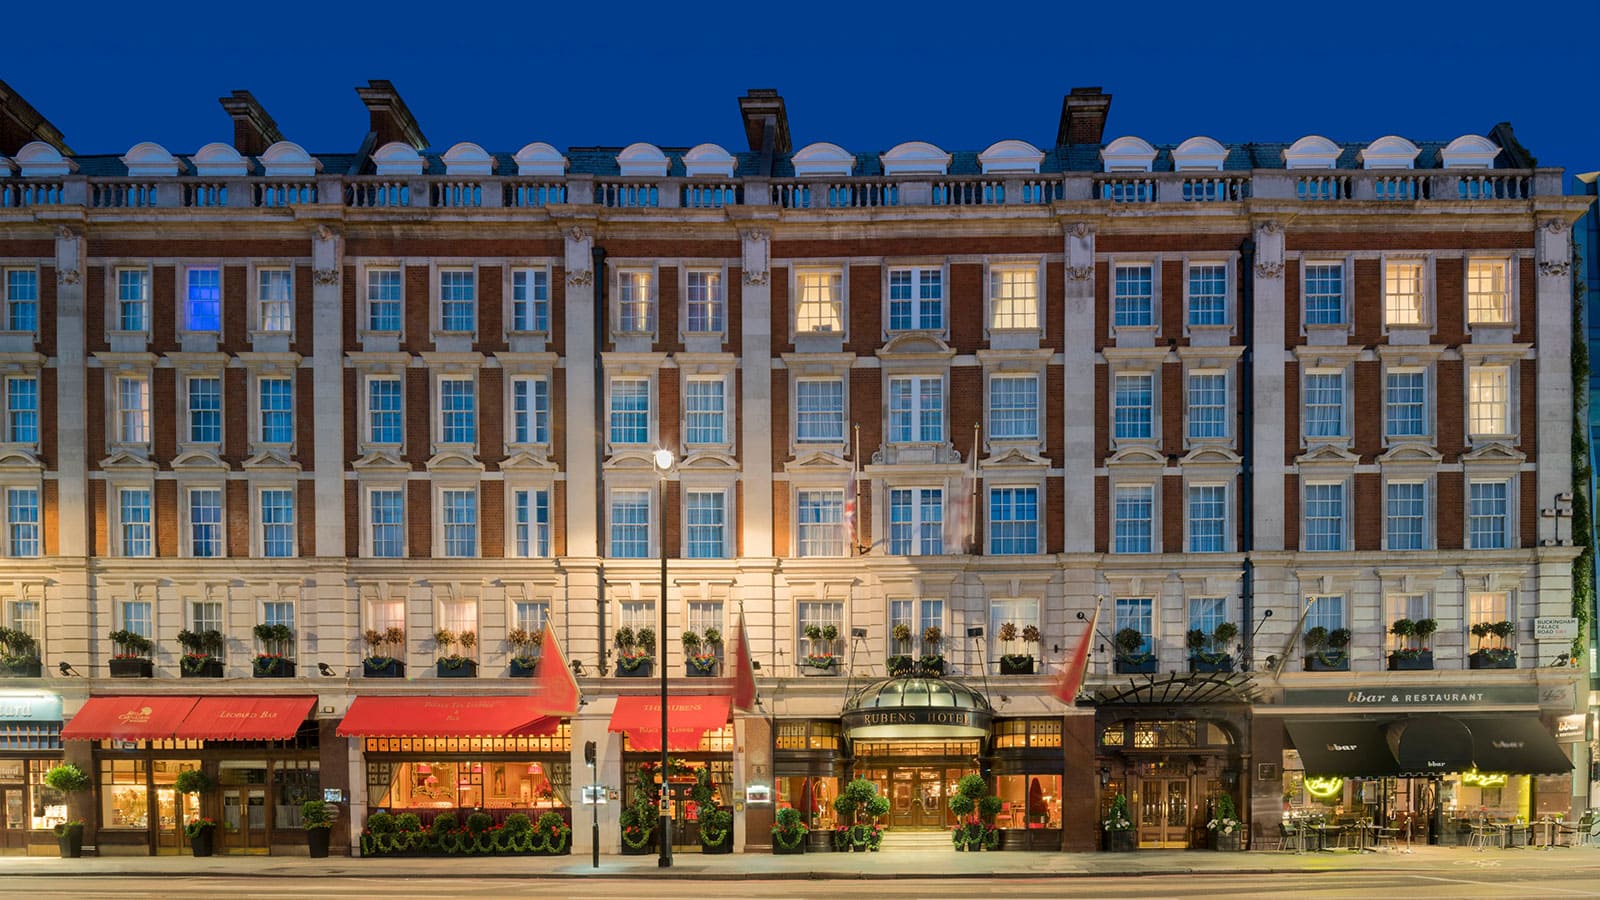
[1281,685,1539,710]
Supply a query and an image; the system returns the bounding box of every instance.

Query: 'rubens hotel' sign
[844,710,985,728]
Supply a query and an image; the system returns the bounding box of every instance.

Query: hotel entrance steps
[877,830,955,852]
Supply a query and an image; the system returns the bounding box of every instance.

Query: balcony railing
[0,168,1557,212]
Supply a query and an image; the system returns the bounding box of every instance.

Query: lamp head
[653,448,675,471]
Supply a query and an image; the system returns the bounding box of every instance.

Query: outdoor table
[1532,818,1559,849]
[1503,821,1528,848]
[1311,823,1340,851]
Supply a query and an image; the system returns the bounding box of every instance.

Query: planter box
[886,655,914,676]
[1211,830,1242,851]
[109,657,153,678]
[700,837,734,854]
[56,827,83,858]
[772,835,807,854]
[1469,651,1517,670]
[436,659,478,678]
[308,827,331,858]
[1387,651,1434,671]
[1104,830,1136,852]
[2,659,42,678]
[509,658,540,677]
[190,828,215,857]
[362,658,404,678]
[800,660,838,676]
[1189,656,1233,674]
[1303,655,1349,672]
[619,831,656,855]
[1115,657,1158,675]
[685,661,719,677]
[999,656,1035,676]
[614,660,654,678]
[252,658,296,678]
[180,658,224,678]
[918,656,946,676]
[806,829,836,853]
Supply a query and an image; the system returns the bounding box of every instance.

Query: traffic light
[584,740,596,766]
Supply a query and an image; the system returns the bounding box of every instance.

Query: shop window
[995,774,1062,828]
[370,759,571,811]
[777,775,839,831]
[774,720,841,751]
[29,759,67,830]
[273,760,320,828]
[992,718,1062,749]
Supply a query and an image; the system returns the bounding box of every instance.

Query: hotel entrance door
[1137,777,1191,848]
[888,767,955,829]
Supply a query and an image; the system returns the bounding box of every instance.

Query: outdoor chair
[1374,824,1400,852]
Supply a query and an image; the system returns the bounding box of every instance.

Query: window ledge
[431,330,477,339]
[506,329,550,338]
[106,329,149,339]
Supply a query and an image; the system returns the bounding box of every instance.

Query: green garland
[179,654,215,674]
[616,654,652,672]
[360,823,572,857]
[699,822,731,848]
[620,825,654,850]
[252,655,289,675]
[771,824,807,850]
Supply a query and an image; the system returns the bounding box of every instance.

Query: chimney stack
[739,89,790,157]
[218,90,284,156]
[0,78,71,157]
[355,80,428,150]
[1057,86,1112,146]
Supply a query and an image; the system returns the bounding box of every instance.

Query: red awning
[61,696,199,741]
[177,696,315,741]
[608,695,731,752]
[335,696,561,738]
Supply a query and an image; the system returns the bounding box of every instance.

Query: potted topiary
[108,629,154,678]
[1388,618,1434,671]
[1190,622,1237,673]
[509,627,542,676]
[302,799,334,857]
[177,629,225,678]
[619,762,657,854]
[614,626,654,678]
[772,805,808,854]
[831,778,889,852]
[43,764,91,858]
[252,623,296,677]
[888,622,914,675]
[0,627,42,677]
[1303,625,1350,672]
[1206,792,1243,851]
[1470,620,1518,669]
[920,625,945,676]
[175,769,216,857]
[948,773,1002,851]
[803,624,837,676]
[362,627,405,677]
[1114,627,1156,674]
[435,628,478,678]
[998,622,1034,675]
[1103,793,1135,852]
[702,627,724,670]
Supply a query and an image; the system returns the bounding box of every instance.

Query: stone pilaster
[1535,217,1574,541]
[1251,220,1288,552]
[311,225,345,556]
[562,224,599,558]
[739,227,774,557]
[1062,221,1096,551]
[54,225,88,556]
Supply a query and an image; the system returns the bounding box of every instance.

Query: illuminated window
[186,267,221,332]
[257,268,292,332]
[617,270,654,333]
[1468,366,1510,437]
[796,270,843,334]
[1384,260,1425,326]
[989,266,1038,330]
[1466,259,1510,324]
[686,270,724,334]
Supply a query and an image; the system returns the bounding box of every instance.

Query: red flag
[1052,598,1102,704]
[529,621,580,717]
[732,611,757,712]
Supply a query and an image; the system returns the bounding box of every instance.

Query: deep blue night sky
[8,0,1597,182]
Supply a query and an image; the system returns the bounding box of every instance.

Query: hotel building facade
[0,79,1590,856]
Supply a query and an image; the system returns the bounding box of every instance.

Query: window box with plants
[0,627,41,678]
[43,764,91,858]
[252,623,296,677]
[302,799,334,857]
[831,777,890,852]
[1302,626,1351,672]
[508,627,542,676]
[362,627,405,678]
[1469,620,1517,669]
[614,626,655,678]
[177,628,225,678]
[434,629,478,678]
[998,622,1038,675]
[1114,627,1157,675]
[1187,622,1237,674]
[108,630,154,678]
[772,805,808,854]
[1387,618,1437,671]
[1102,793,1135,852]
[683,627,722,677]
[887,622,915,675]
[802,624,839,676]
[1206,792,1243,851]
[919,625,945,675]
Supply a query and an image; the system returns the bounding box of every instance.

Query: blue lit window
[186,267,221,332]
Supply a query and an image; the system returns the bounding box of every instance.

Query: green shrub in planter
[302,799,334,858]
[432,812,457,835]
[174,768,214,796]
[504,813,532,835]
[466,811,494,835]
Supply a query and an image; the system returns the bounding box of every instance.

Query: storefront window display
[776,775,839,831]
[994,775,1062,828]
[100,758,201,831]
[369,759,570,810]
[27,760,66,831]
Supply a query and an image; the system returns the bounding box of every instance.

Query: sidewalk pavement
[5,845,1600,880]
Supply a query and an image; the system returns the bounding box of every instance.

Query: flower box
[806,829,836,853]
[180,657,224,678]
[701,835,734,854]
[619,829,656,855]
[436,659,478,678]
[509,658,540,678]
[109,657,153,678]
[1189,655,1233,674]
[362,658,404,678]
[614,659,653,678]
[2,659,42,678]
[1387,651,1434,671]
[1212,830,1242,851]
[801,657,838,677]
[918,656,946,676]
[1303,654,1349,673]
[999,656,1035,676]
[685,659,719,677]
[1469,650,1517,670]
[252,657,296,678]
[1115,656,1158,675]
[886,655,914,676]
[772,835,807,854]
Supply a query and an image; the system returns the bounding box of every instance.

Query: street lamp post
[653,447,675,868]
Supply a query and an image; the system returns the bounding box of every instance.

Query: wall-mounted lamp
[1099,766,1111,786]
[570,659,586,676]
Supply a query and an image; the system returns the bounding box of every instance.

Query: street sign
[1533,618,1579,641]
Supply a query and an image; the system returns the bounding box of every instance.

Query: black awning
[1284,719,1398,777]
[1385,715,1476,777]
[1459,716,1574,775]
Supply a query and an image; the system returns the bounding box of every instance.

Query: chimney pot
[1058,86,1112,147]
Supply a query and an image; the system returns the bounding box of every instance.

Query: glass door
[1137,777,1191,848]
[0,786,26,852]
[913,769,945,829]
[220,762,270,854]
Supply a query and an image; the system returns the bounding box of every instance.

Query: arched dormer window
[616,142,668,178]
[1359,136,1420,170]
[513,142,567,177]
[1283,135,1341,170]
[441,142,494,176]
[682,143,735,178]
[372,142,424,177]
[259,141,320,178]
[978,139,1044,175]
[191,143,248,177]
[14,142,75,177]
[790,142,854,178]
[880,141,951,176]
[1100,136,1156,173]
[1172,136,1226,172]
[1441,134,1500,169]
[122,142,180,177]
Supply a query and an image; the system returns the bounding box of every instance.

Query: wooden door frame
[0,785,26,851]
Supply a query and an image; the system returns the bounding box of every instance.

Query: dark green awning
[1459,717,1573,775]
[1285,719,1398,777]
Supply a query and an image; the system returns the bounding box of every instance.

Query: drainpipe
[1238,236,1256,668]
[594,244,609,674]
